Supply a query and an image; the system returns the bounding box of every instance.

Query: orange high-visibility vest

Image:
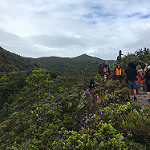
[103,67,108,73]
[115,67,122,75]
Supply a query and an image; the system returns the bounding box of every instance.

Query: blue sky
[0,0,150,59]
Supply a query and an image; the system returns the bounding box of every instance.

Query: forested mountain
[29,54,114,75]
[0,48,150,149]
[0,46,34,72]
[0,46,114,75]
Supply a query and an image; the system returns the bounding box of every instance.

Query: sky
[0,0,150,59]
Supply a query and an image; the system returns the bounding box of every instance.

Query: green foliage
[105,79,117,93]
[0,47,150,149]
[125,108,150,145]
[0,71,30,123]
[29,54,114,75]
[0,68,96,149]
[135,48,150,61]
[0,47,34,72]
[0,47,115,76]
[0,68,149,149]
[53,125,126,150]
[114,87,130,102]
[95,75,103,86]
[121,48,150,68]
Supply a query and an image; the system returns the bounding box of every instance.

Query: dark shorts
[127,80,137,90]
[146,85,150,92]
[115,75,122,80]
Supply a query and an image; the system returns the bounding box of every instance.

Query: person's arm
[144,63,148,72]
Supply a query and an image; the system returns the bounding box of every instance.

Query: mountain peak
[75,54,92,59]
[80,54,89,57]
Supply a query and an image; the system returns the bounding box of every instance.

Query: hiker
[145,65,150,102]
[136,65,144,94]
[125,62,137,101]
[114,62,122,85]
[89,79,95,91]
[101,60,111,83]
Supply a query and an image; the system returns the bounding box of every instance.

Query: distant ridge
[29,54,114,75]
[0,47,114,75]
[0,46,33,72]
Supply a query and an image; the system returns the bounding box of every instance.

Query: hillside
[29,54,114,75]
[0,69,150,149]
[0,48,149,149]
[0,46,34,72]
[0,47,114,75]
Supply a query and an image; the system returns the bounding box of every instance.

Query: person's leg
[133,81,137,100]
[139,85,143,93]
[136,83,139,93]
[115,75,118,86]
[133,89,137,100]
[104,74,107,83]
[118,76,122,85]
[147,92,150,99]
[133,89,136,97]
[126,81,131,101]
[146,85,150,102]
[147,92,150,102]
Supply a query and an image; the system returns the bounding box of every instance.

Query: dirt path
[136,94,150,108]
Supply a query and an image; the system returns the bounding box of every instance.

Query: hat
[147,65,150,70]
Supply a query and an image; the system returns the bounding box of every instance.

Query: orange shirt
[103,67,108,73]
[115,67,122,75]
[136,70,144,83]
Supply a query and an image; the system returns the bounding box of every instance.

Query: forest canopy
[0,48,150,149]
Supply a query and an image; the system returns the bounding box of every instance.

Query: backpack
[147,79,150,86]
[146,71,150,86]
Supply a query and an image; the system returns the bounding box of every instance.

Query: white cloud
[0,0,150,59]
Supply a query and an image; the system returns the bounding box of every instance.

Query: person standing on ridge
[89,79,95,91]
[114,62,122,85]
[101,60,111,83]
[125,62,137,101]
[145,65,150,102]
[136,65,144,94]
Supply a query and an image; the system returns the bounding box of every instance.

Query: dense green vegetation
[0,46,114,75]
[0,47,34,72]
[29,54,114,75]
[121,48,150,69]
[0,48,149,149]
